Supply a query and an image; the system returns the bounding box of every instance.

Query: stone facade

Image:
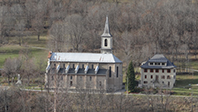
[46,62,122,92]
[140,54,176,89]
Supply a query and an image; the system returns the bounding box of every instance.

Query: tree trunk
[28,75,30,86]
[7,75,10,85]
[38,34,40,41]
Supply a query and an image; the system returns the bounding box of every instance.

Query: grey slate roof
[141,54,176,69]
[50,52,122,63]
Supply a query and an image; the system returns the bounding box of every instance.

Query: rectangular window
[92,64,94,69]
[82,64,84,69]
[73,64,75,68]
[157,63,160,65]
[145,75,147,79]
[70,76,72,79]
[151,75,153,79]
[167,75,171,79]
[162,69,164,73]
[162,63,165,65]
[90,76,92,81]
[156,69,159,73]
[144,69,147,72]
[167,69,171,73]
[63,64,65,68]
[155,63,157,65]
[150,69,153,73]
[168,82,170,87]
[109,67,111,77]
[161,75,165,79]
[70,81,72,86]
[150,63,153,65]
[144,81,148,84]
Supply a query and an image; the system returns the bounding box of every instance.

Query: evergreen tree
[126,61,136,92]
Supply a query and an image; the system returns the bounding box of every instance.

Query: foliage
[126,61,136,92]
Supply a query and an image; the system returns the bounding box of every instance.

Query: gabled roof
[50,52,122,63]
[141,54,176,69]
[101,16,112,37]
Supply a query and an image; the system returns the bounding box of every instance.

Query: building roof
[50,52,122,63]
[49,68,107,75]
[141,54,176,69]
[101,16,112,37]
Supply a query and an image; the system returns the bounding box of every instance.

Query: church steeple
[101,16,111,37]
[101,16,113,54]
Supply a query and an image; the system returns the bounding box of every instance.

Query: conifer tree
[126,61,136,92]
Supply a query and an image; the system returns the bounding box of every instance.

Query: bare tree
[65,14,86,52]
[3,57,22,85]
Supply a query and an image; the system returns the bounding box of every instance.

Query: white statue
[16,74,22,85]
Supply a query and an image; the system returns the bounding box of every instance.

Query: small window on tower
[104,39,108,46]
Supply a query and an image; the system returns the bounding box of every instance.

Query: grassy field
[0,36,48,68]
[172,74,198,95]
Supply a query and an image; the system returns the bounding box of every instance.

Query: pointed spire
[101,16,111,37]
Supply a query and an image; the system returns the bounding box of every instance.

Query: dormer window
[82,64,84,69]
[150,63,153,65]
[162,63,165,65]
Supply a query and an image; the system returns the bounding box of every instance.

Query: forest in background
[1,0,198,71]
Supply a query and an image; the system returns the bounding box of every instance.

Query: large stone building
[140,54,176,89]
[45,17,123,92]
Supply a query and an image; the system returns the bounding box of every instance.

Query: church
[45,17,123,92]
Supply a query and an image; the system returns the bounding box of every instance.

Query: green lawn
[172,74,198,95]
[0,36,48,68]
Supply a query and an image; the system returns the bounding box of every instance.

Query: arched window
[104,39,108,46]
[109,66,111,77]
[116,66,119,77]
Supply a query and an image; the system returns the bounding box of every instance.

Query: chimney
[48,51,52,59]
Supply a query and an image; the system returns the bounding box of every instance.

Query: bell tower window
[104,39,108,47]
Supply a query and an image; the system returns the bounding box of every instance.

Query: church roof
[101,16,112,37]
[141,54,176,69]
[50,52,122,63]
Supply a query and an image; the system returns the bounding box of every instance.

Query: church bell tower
[101,16,113,54]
